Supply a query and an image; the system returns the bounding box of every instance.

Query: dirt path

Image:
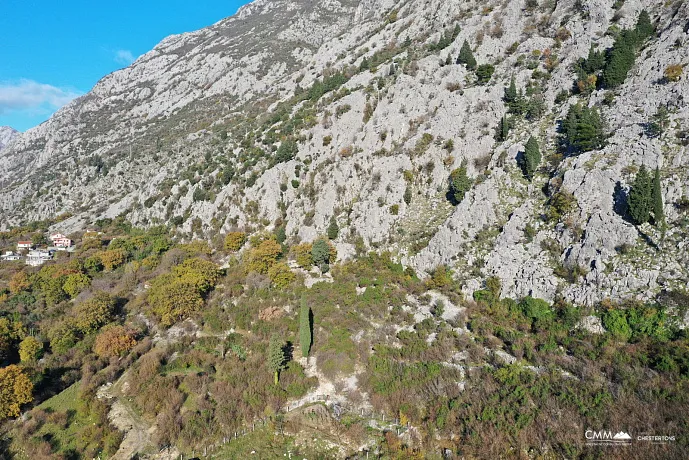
[98,376,155,459]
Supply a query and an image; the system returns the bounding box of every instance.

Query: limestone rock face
[0,127,19,152]
[1,0,688,306]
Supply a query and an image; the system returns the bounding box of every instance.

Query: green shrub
[602,309,632,341]
[476,64,495,84]
[448,163,472,204]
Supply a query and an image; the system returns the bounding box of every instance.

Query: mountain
[0,126,20,151]
[0,0,688,307]
[3,1,689,458]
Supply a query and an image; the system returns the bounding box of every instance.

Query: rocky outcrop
[0,126,19,152]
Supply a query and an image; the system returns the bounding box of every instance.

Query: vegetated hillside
[0,0,688,308]
[0,219,688,459]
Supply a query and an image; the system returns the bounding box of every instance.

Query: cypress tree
[499,114,510,141]
[267,335,286,385]
[652,166,665,228]
[457,40,476,70]
[403,186,412,205]
[327,216,339,240]
[522,136,541,180]
[299,301,312,358]
[628,165,652,225]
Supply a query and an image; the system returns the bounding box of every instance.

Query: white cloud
[114,49,136,65]
[0,80,82,115]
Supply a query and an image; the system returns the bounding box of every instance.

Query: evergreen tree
[448,162,473,204]
[583,44,606,74]
[503,77,526,115]
[652,166,665,228]
[327,217,339,240]
[628,165,652,225]
[457,40,476,70]
[635,9,654,40]
[475,64,495,84]
[504,76,518,107]
[522,136,541,180]
[267,335,286,385]
[562,103,605,153]
[647,105,669,137]
[275,225,286,244]
[299,301,312,358]
[603,29,639,88]
[311,238,330,266]
[403,186,412,205]
[499,114,510,141]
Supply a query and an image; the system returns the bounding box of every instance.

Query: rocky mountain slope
[0,126,19,152]
[1,0,688,307]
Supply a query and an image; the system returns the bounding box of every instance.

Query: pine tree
[583,44,606,74]
[503,77,525,114]
[635,9,654,40]
[652,166,665,228]
[647,106,669,137]
[299,301,312,358]
[327,217,339,240]
[457,40,476,70]
[628,165,652,225]
[267,335,286,385]
[311,238,330,266]
[603,29,640,88]
[562,103,605,153]
[504,76,518,107]
[522,136,541,180]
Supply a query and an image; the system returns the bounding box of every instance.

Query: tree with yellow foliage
[72,293,117,334]
[93,325,137,358]
[173,257,220,293]
[224,231,247,252]
[268,262,296,288]
[0,318,24,362]
[148,274,204,327]
[292,243,313,268]
[0,365,33,419]
[19,336,43,363]
[9,271,30,294]
[246,239,282,274]
[99,248,127,271]
[62,273,91,298]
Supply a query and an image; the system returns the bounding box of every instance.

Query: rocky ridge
[0,0,688,306]
[0,126,19,152]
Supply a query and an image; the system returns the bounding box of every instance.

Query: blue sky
[0,0,249,132]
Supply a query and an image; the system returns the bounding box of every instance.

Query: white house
[50,233,73,248]
[26,250,53,266]
[0,251,21,261]
[17,241,33,250]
